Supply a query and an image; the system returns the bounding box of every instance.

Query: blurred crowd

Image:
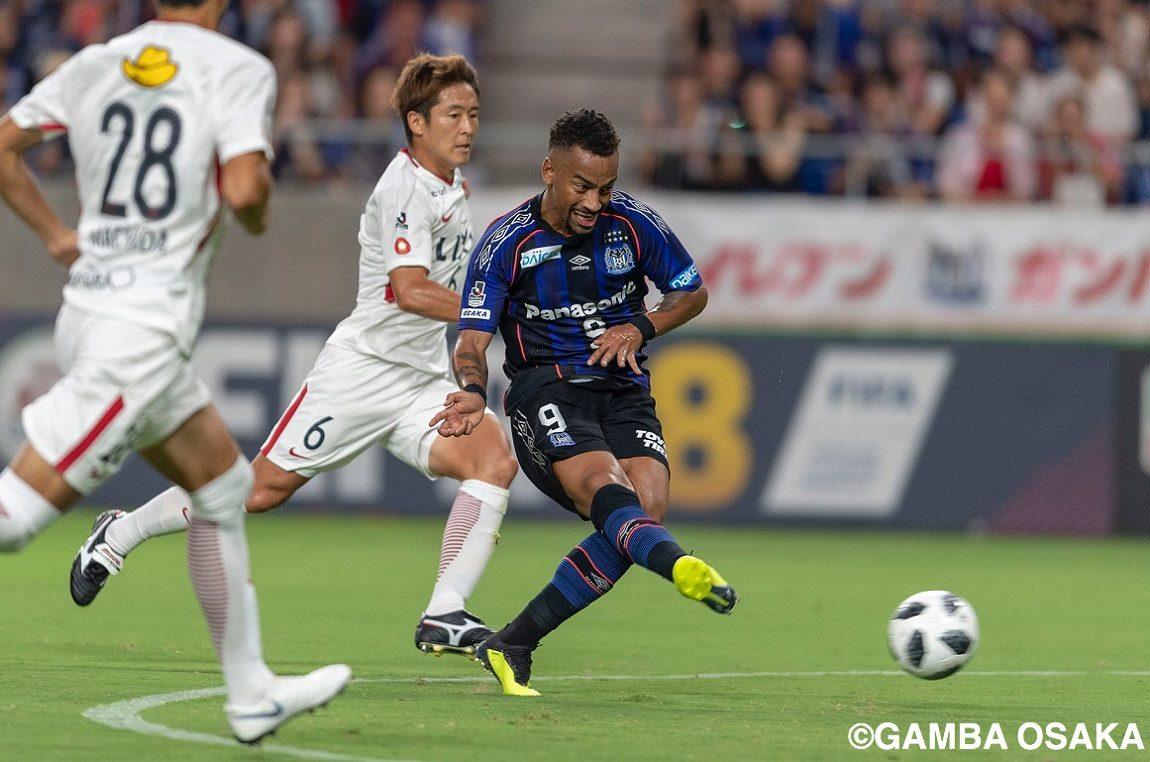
[643,0,1150,205]
[0,0,479,183]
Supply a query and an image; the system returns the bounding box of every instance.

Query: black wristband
[463,383,487,402]
[630,314,658,342]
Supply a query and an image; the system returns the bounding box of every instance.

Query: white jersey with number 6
[7,20,276,354]
[326,149,473,375]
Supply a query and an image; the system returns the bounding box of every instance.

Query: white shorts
[261,342,490,480]
[22,305,212,494]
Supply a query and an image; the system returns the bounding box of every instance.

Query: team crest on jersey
[121,45,179,88]
[468,281,486,307]
[395,212,408,231]
[395,237,411,255]
[604,244,635,275]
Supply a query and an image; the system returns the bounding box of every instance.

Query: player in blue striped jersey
[431,109,738,696]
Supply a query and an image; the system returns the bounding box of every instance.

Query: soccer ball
[887,590,979,680]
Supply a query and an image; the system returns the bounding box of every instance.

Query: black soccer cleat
[414,609,493,657]
[70,510,125,606]
[476,634,540,696]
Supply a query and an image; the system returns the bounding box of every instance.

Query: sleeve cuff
[217,138,274,165]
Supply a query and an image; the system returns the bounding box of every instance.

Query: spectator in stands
[641,71,714,190]
[937,68,1036,203]
[341,64,407,182]
[966,25,1045,132]
[1046,25,1138,144]
[739,72,805,191]
[423,0,482,61]
[1037,93,1123,206]
[1094,0,1149,79]
[838,73,924,200]
[0,3,23,108]
[776,0,862,91]
[768,33,833,132]
[886,25,955,137]
[274,73,330,183]
[669,0,736,73]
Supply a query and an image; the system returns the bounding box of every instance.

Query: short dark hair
[392,53,480,143]
[549,109,620,157]
[155,0,211,7]
[1061,24,1102,46]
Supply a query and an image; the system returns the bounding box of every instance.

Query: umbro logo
[569,254,591,271]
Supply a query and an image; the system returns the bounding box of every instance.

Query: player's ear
[407,110,427,138]
[541,155,553,185]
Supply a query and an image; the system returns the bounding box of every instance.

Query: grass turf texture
[1,511,1147,760]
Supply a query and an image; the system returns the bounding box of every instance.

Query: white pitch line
[82,687,403,762]
[82,670,1150,760]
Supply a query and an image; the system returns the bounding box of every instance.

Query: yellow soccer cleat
[476,637,541,696]
[673,555,739,614]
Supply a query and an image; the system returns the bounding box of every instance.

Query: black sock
[499,585,575,648]
[498,531,633,647]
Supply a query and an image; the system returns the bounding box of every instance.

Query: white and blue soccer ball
[888,590,979,680]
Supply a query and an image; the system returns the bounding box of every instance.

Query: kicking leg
[145,405,349,743]
[555,451,738,614]
[417,415,517,656]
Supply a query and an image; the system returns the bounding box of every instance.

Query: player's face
[542,147,619,235]
[412,82,479,173]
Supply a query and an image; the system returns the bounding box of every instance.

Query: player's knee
[641,495,668,523]
[588,482,642,531]
[483,452,518,488]
[245,480,291,513]
[189,456,253,523]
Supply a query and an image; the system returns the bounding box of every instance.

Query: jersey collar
[400,148,458,188]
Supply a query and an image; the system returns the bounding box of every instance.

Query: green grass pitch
[1,510,1147,759]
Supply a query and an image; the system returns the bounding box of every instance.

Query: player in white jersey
[0,0,350,744]
[71,53,519,657]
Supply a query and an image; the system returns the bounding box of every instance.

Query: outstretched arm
[429,329,495,436]
[587,286,709,370]
[388,266,463,322]
[0,116,78,267]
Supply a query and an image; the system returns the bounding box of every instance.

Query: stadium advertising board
[0,315,1122,534]
[470,194,1150,338]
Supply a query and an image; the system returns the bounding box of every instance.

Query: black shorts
[506,376,668,514]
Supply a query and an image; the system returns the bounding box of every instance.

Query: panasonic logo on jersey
[524,281,637,320]
[519,245,563,269]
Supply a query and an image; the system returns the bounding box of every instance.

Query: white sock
[425,479,508,616]
[105,486,191,556]
[186,459,273,707]
[0,468,63,552]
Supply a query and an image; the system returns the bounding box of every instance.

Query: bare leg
[0,444,78,551]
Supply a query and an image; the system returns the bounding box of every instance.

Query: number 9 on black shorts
[506,379,669,514]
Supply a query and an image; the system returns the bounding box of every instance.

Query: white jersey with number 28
[8,20,276,353]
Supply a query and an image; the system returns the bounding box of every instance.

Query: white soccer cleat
[226,663,352,744]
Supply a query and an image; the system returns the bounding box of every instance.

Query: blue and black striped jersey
[457,190,702,389]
